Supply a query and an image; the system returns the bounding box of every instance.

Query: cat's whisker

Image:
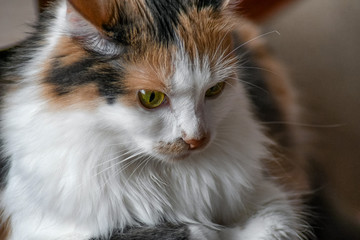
[150,172,168,188]
[103,140,137,147]
[85,151,149,195]
[137,156,153,177]
[93,151,134,170]
[118,157,152,194]
[227,76,269,94]
[93,147,141,169]
[223,30,280,61]
[94,151,146,178]
[223,81,238,91]
[94,157,142,194]
[212,29,233,62]
[260,121,345,128]
[65,149,146,197]
[235,66,282,78]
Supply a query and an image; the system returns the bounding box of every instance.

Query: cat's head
[42,0,251,162]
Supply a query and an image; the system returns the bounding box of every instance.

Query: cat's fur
[0,0,309,239]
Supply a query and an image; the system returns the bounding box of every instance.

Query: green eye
[205,82,225,98]
[138,90,166,109]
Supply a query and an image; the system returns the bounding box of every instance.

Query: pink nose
[183,137,208,150]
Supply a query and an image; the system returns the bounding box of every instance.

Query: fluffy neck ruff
[2,95,267,235]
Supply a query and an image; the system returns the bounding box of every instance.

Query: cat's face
[99,47,240,162]
[44,0,244,162]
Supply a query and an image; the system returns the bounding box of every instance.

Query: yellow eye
[205,82,225,98]
[138,90,166,109]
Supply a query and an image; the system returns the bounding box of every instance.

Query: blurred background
[263,1,360,238]
[1,0,359,239]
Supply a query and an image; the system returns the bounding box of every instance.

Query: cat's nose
[183,137,208,150]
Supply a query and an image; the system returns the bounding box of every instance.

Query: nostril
[183,137,208,150]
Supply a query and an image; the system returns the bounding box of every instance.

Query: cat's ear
[67,0,112,29]
[222,0,293,23]
[220,0,242,10]
[65,0,122,55]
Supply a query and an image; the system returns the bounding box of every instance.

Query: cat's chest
[105,159,256,227]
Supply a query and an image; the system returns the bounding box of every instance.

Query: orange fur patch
[40,37,107,108]
[121,45,174,106]
[38,36,91,107]
[42,83,100,109]
[176,8,236,68]
[51,37,89,67]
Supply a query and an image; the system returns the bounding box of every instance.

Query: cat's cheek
[205,81,243,126]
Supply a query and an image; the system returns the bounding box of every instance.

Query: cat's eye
[205,82,225,98]
[138,90,166,109]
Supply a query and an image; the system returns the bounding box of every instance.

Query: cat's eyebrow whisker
[223,30,280,61]
[235,66,282,78]
[260,121,346,128]
[223,81,236,89]
[212,29,233,62]
[227,76,269,94]
[213,57,237,73]
[213,50,233,71]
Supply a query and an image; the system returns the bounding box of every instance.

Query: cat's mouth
[154,137,210,161]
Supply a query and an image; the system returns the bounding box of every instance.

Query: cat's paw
[188,225,219,240]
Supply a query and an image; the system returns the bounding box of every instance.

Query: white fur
[0,1,306,239]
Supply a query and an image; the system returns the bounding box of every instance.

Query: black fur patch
[145,0,222,44]
[0,139,10,190]
[91,224,190,240]
[0,47,14,190]
[145,0,187,44]
[105,0,223,46]
[47,57,126,104]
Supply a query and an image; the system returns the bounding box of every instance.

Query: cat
[0,0,310,239]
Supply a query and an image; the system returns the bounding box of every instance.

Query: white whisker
[228,76,269,94]
[261,121,345,128]
[223,30,280,61]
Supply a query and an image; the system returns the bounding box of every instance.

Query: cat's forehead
[117,1,235,97]
[42,0,236,107]
[78,0,231,47]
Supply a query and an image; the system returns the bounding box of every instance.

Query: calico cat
[0,0,310,239]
